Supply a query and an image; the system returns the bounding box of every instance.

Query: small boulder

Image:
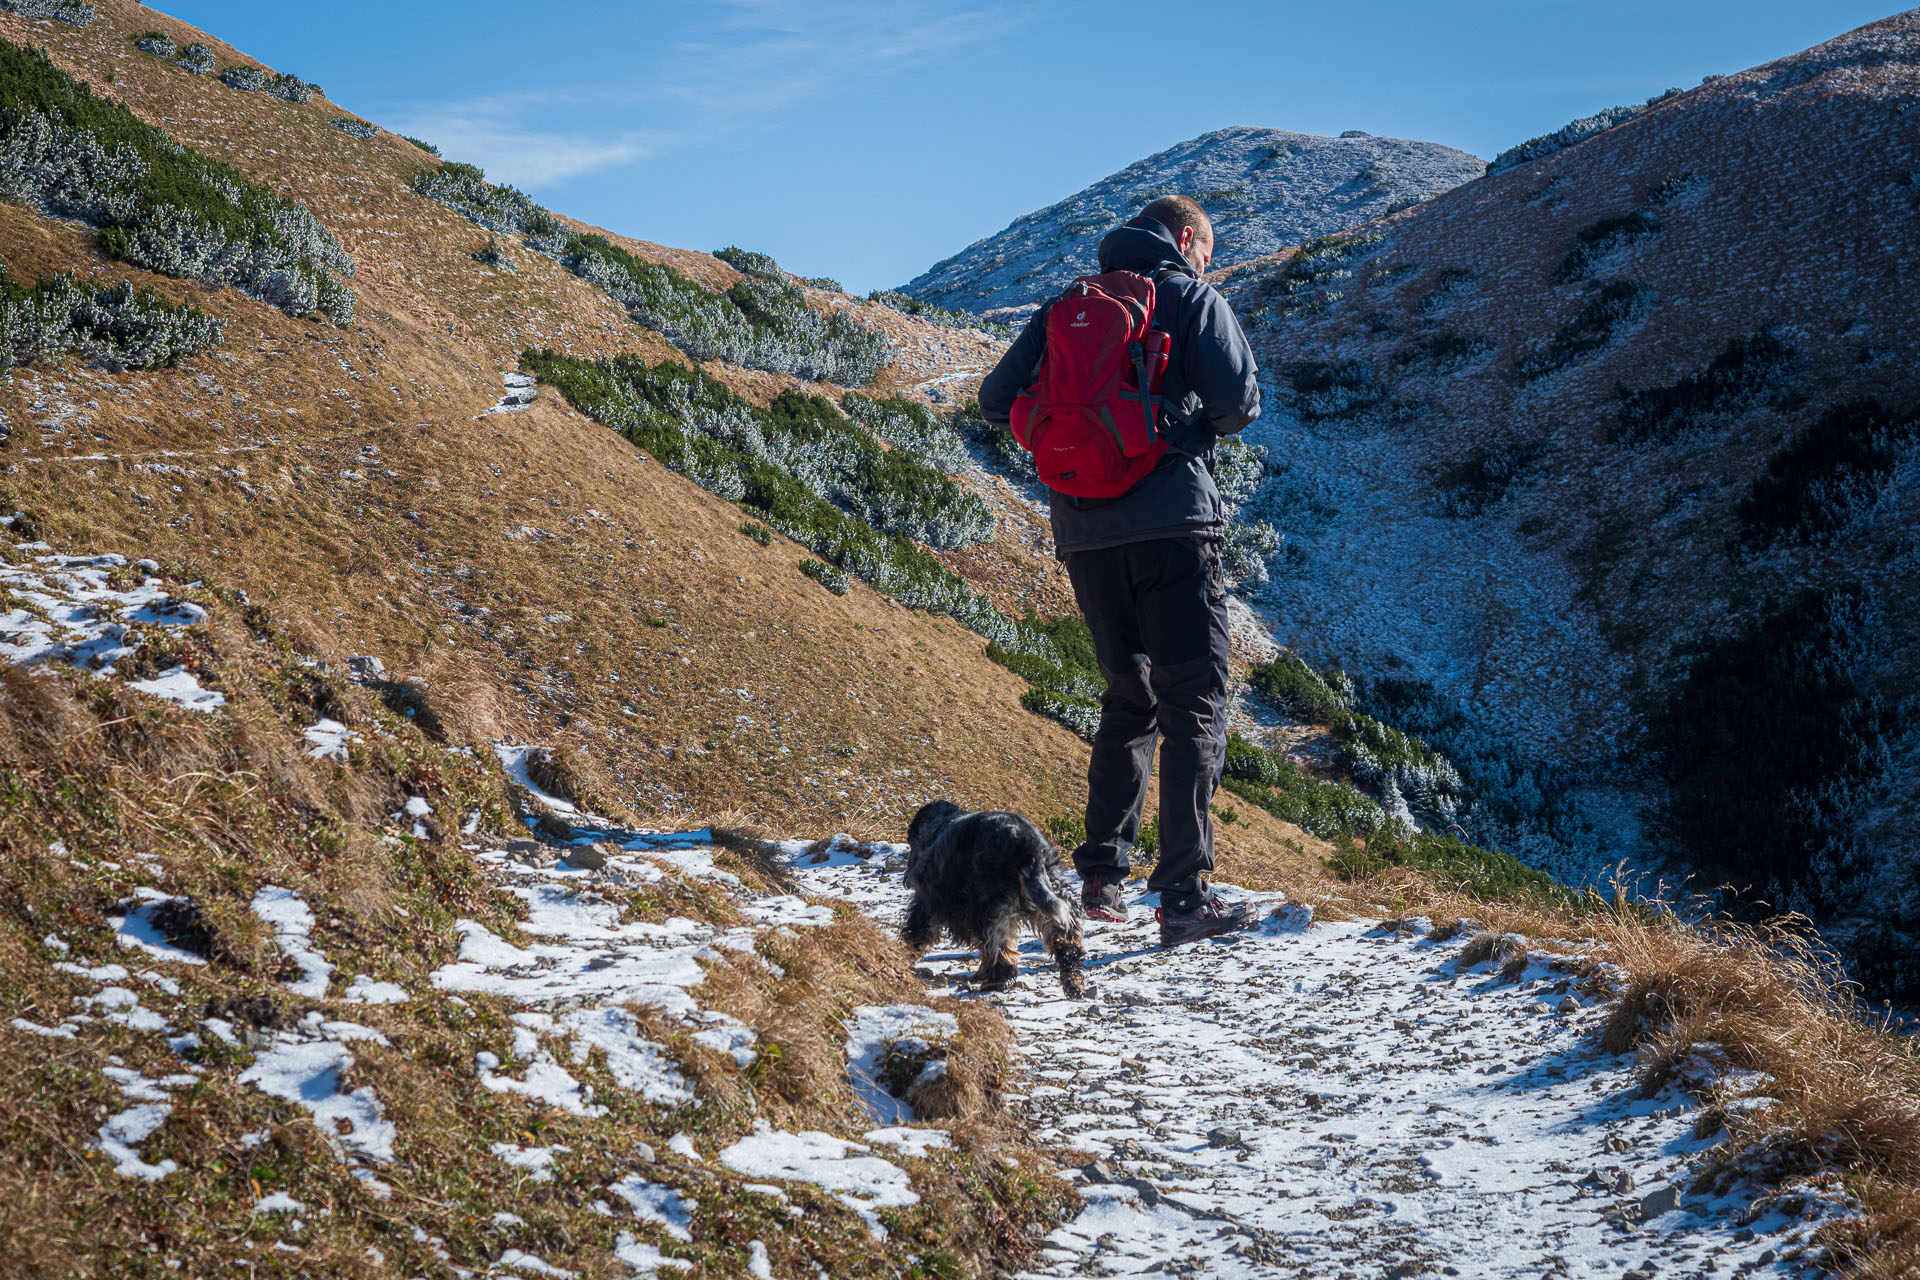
[560,845,606,871]
[1557,996,1581,1014]
[1639,1184,1683,1217]
[1206,1127,1243,1149]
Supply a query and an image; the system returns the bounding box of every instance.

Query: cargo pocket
[1203,540,1227,607]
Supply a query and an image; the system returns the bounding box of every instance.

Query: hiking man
[978,196,1263,947]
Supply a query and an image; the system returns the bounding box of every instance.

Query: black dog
[901,801,1087,997]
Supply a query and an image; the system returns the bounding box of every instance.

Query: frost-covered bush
[800,559,850,595]
[1433,441,1543,517]
[522,350,1012,642]
[331,118,378,140]
[220,66,268,92]
[134,32,176,58]
[713,245,781,279]
[1213,435,1279,585]
[1021,687,1100,741]
[1651,585,1899,917]
[842,392,972,474]
[1553,211,1663,284]
[804,275,843,292]
[1513,280,1652,380]
[1221,734,1385,839]
[954,401,1038,481]
[1487,88,1683,175]
[1284,359,1382,421]
[565,233,889,386]
[411,161,892,385]
[1251,653,1351,724]
[0,0,95,26]
[0,270,224,374]
[1611,330,1792,444]
[1736,399,1918,551]
[175,44,216,76]
[1333,712,1466,831]
[266,74,318,104]
[0,44,355,324]
[868,288,1013,339]
[471,237,515,273]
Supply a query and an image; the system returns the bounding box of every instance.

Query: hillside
[898,126,1483,316]
[3,4,1919,1279]
[1218,10,1920,995]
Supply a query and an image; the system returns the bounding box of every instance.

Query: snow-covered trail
[793,843,1847,1279]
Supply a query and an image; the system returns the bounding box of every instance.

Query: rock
[1557,996,1581,1014]
[347,655,387,682]
[1393,1018,1416,1031]
[506,838,543,857]
[560,845,606,871]
[1080,1160,1113,1184]
[1206,1127,1242,1149]
[1639,1184,1683,1217]
[1121,1176,1162,1206]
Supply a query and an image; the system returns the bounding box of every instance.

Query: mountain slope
[1219,10,1920,992]
[900,126,1483,315]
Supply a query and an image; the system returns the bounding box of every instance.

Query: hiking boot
[1156,889,1261,947]
[1080,876,1129,923]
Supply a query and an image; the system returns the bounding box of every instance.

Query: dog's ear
[907,800,960,849]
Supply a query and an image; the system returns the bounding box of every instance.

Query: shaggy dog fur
[901,801,1087,997]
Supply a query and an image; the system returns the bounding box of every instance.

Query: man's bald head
[1138,195,1214,272]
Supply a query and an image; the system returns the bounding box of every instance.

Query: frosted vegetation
[0,43,356,325]
[0,0,95,27]
[331,118,378,141]
[1487,88,1685,175]
[413,163,889,386]
[866,289,1011,339]
[0,266,224,374]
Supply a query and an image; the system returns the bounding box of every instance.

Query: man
[978,196,1263,947]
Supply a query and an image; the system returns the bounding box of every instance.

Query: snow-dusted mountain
[899,126,1484,314]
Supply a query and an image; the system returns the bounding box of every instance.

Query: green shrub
[1433,441,1543,516]
[1249,653,1350,724]
[0,41,354,323]
[803,276,843,292]
[713,246,782,279]
[1283,359,1382,421]
[401,135,441,157]
[1328,826,1577,907]
[175,43,215,75]
[1649,585,1897,912]
[470,237,514,272]
[3,1,95,27]
[1513,280,1652,380]
[1020,687,1100,741]
[0,266,224,373]
[953,400,1036,480]
[1393,330,1493,373]
[1553,211,1662,283]
[1222,767,1383,841]
[738,521,773,546]
[523,349,1011,641]
[134,32,175,58]
[1224,734,1282,785]
[842,392,972,474]
[1610,330,1794,444]
[986,612,1102,702]
[799,559,850,594]
[1735,399,1918,551]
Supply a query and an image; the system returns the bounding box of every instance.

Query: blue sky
[157,1,1895,294]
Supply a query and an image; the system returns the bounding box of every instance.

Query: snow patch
[251,886,333,999]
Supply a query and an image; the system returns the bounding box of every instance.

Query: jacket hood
[1096,216,1198,278]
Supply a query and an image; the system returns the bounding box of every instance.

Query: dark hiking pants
[1065,536,1230,910]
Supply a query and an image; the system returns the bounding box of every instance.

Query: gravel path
[793,843,1851,1279]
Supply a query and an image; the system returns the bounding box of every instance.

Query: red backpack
[1009,270,1174,500]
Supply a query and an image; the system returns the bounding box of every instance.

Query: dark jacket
[977,216,1261,556]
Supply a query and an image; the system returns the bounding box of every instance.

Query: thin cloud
[381,0,1029,191]
[386,93,666,188]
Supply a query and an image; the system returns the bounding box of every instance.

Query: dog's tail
[1019,860,1078,937]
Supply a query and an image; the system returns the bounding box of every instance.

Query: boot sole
[1157,915,1259,948]
[1084,906,1128,923]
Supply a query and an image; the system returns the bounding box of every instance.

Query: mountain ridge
[899,124,1483,315]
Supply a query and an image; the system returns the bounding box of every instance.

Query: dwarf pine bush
[470,237,515,273]
[1651,585,1898,915]
[1487,89,1683,175]
[842,392,972,474]
[1513,280,1652,380]
[134,32,175,58]
[220,66,268,92]
[1020,687,1101,741]
[0,267,224,374]
[175,44,215,75]
[412,164,891,385]
[867,289,1013,338]
[713,246,781,279]
[332,118,378,140]
[1553,211,1663,284]
[1736,399,1919,551]
[0,43,356,325]
[266,73,319,104]
[800,559,850,595]
[401,136,440,157]
[0,0,95,26]
[523,350,1010,642]
[1284,359,1382,421]
[1611,330,1793,444]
